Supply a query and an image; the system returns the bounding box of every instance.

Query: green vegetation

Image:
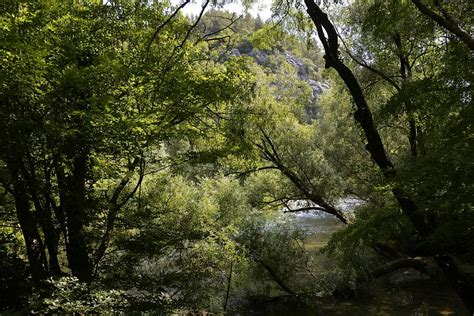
[1,0,473,314]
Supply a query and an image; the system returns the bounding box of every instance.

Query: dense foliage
[1,0,473,313]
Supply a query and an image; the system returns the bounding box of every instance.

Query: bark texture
[8,160,48,282]
[304,0,429,233]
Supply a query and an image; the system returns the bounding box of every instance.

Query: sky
[170,0,273,21]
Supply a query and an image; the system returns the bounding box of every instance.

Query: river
[240,199,470,315]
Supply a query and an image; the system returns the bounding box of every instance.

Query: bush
[0,250,31,311]
[28,277,128,314]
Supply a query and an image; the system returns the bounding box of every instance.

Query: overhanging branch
[411,0,474,51]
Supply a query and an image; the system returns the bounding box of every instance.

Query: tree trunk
[94,156,143,268]
[57,153,93,282]
[303,1,474,311]
[257,259,296,296]
[304,0,432,234]
[9,163,48,282]
[392,32,422,158]
[34,198,62,275]
[25,159,62,275]
[223,261,233,311]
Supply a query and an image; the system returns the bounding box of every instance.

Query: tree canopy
[1,0,473,313]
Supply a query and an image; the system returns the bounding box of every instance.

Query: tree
[300,0,474,310]
[0,0,256,283]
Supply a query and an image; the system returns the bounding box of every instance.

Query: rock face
[308,79,330,100]
[247,49,269,65]
[221,44,329,119]
[282,51,310,80]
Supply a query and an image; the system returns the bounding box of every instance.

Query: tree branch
[256,259,297,296]
[411,0,474,51]
[283,206,328,213]
[304,0,432,236]
[177,0,210,49]
[94,156,145,268]
[370,257,428,279]
[256,128,348,224]
[339,36,401,91]
[146,0,191,55]
[198,13,241,43]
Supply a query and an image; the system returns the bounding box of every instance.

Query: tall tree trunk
[223,261,233,312]
[40,204,62,275]
[43,164,62,275]
[66,154,92,281]
[8,162,48,282]
[24,156,62,275]
[32,196,61,275]
[57,153,93,282]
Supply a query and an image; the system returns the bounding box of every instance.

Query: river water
[244,199,470,315]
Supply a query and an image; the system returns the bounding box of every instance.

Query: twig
[146,0,191,56]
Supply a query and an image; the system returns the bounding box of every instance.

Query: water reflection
[250,198,471,315]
